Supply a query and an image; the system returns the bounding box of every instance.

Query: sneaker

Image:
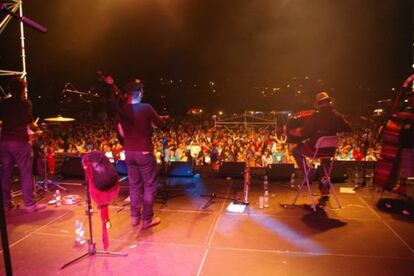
[140,217,161,230]
[319,183,330,195]
[392,185,407,196]
[3,201,16,211]
[131,216,140,226]
[25,203,47,213]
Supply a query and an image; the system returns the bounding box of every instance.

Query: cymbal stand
[36,147,68,193]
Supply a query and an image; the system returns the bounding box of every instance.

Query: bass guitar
[373,73,414,190]
[97,71,126,145]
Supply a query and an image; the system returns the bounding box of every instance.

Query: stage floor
[1,176,414,276]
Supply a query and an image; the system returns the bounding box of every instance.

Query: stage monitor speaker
[316,163,348,183]
[218,162,246,179]
[61,156,84,179]
[115,160,128,176]
[267,163,295,181]
[167,161,194,177]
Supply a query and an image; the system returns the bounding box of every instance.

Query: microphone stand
[354,131,371,191]
[61,162,127,270]
[0,179,13,276]
[0,3,47,33]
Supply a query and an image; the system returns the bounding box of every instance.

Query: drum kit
[32,115,76,195]
[31,81,100,195]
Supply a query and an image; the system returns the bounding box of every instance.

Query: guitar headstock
[97,70,114,85]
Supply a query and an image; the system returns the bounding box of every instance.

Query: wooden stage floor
[1,176,414,276]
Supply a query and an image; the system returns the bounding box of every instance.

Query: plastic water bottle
[290,173,296,188]
[354,173,360,184]
[55,190,61,207]
[75,220,86,246]
[263,175,269,208]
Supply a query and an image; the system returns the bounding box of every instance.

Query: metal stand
[200,187,242,210]
[0,179,13,276]
[200,164,250,209]
[156,148,185,204]
[242,165,251,205]
[354,131,371,191]
[60,167,127,270]
[36,147,67,193]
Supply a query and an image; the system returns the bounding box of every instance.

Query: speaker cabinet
[316,163,348,183]
[115,160,128,176]
[218,162,246,179]
[167,161,194,177]
[267,164,295,181]
[61,156,84,179]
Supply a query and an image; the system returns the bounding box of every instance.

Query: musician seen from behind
[0,76,46,212]
[393,90,414,196]
[106,77,166,230]
[288,91,352,196]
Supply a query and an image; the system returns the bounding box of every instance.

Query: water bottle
[263,175,269,208]
[354,173,360,184]
[75,220,86,246]
[55,190,61,207]
[290,173,296,188]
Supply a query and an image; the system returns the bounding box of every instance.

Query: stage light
[247,216,326,253]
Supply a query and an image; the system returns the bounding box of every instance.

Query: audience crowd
[33,115,380,174]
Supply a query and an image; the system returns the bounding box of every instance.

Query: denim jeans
[125,151,158,222]
[0,140,35,207]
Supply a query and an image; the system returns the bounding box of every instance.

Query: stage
[1,175,414,276]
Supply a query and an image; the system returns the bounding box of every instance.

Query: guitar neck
[97,71,125,100]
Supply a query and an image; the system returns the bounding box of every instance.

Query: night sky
[1,0,413,117]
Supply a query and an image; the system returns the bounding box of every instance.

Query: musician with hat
[288,91,352,196]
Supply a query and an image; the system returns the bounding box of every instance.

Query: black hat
[125,79,144,94]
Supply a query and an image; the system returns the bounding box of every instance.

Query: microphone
[61,83,70,94]
[0,3,47,33]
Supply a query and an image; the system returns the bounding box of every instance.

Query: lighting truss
[0,0,28,96]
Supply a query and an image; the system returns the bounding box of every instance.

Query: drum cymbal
[44,115,75,122]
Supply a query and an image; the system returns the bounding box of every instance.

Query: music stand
[60,161,127,270]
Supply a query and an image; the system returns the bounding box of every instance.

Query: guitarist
[393,90,414,196]
[288,92,352,196]
[103,75,166,230]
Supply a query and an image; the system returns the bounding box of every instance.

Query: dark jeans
[292,142,314,172]
[125,151,158,222]
[0,140,35,207]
